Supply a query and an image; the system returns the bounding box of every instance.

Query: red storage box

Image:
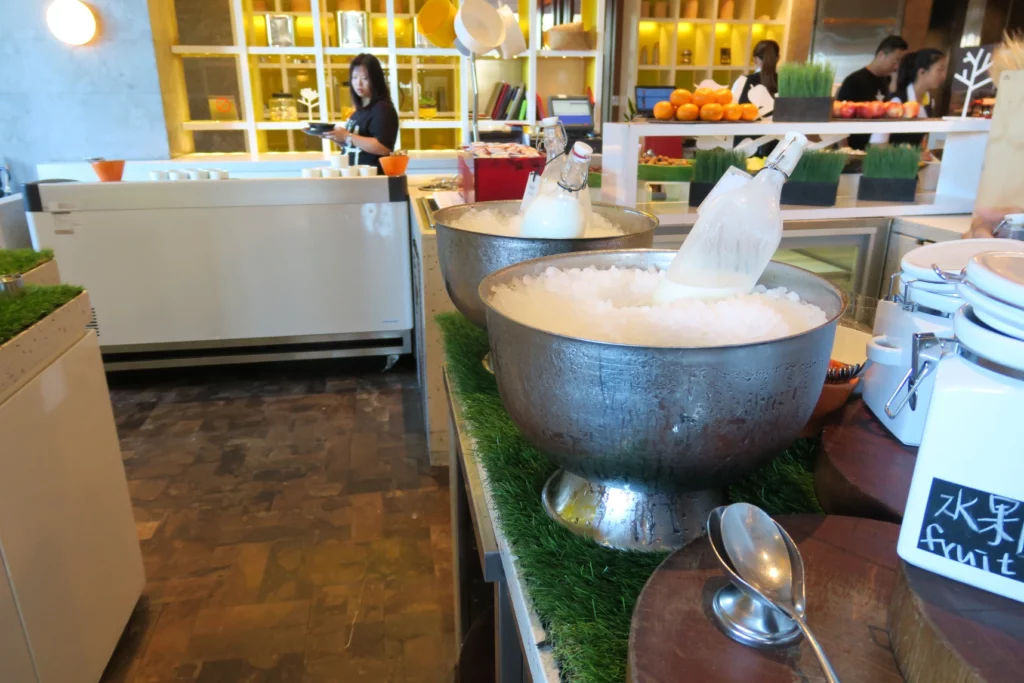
[459,151,546,203]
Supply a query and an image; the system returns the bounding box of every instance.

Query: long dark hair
[753,40,780,93]
[349,53,391,110]
[897,49,945,94]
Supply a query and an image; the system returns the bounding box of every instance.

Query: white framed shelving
[600,118,991,227]
[159,0,606,157]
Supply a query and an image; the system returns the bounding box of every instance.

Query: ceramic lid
[954,305,1024,372]
[900,238,1024,284]
[966,251,1024,310]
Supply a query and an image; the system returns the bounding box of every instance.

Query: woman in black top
[889,49,948,149]
[327,54,400,172]
[738,39,779,104]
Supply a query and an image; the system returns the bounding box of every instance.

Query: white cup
[187,169,209,180]
[301,168,321,179]
[208,169,229,180]
[340,167,356,177]
[148,170,169,181]
[358,166,378,177]
[168,170,188,181]
[321,167,340,178]
[330,154,350,170]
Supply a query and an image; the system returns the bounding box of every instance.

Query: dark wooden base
[814,399,916,523]
[689,181,714,207]
[889,561,1024,683]
[781,181,839,207]
[773,97,833,123]
[628,515,903,683]
[858,176,918,203]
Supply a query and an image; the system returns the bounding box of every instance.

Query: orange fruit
[714,88,733,105]
[669,89,693,107]
[675,103,699,121]
[653,101,676,121]
[699,102,724,121]
[723,103,742,121]
[739,103,759,121]
[692,87,715,107]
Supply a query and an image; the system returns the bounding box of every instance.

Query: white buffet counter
[37,150,459,182]
[25,175,414,369]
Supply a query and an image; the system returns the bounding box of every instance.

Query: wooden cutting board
[815,399,917,523]
[628,516,903,683]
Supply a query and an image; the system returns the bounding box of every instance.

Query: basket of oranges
[651,88,759,123]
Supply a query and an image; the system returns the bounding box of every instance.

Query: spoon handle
[794,615,840,683]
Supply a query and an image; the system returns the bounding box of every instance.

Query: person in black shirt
[326,54,399,172]
[738,39,779,104]
[889,49,948,149]
[836,35,908,150]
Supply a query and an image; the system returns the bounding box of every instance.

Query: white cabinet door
[0,331,143,683]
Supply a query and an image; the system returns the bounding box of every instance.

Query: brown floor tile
[101,362,453,683]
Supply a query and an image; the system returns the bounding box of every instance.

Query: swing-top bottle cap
[765,132,809,177]
[570,141,593,160]
[541,116,559,127]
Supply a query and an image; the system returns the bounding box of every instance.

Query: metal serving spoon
[720,503,840,683]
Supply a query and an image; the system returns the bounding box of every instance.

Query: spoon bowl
[720,503,841,682]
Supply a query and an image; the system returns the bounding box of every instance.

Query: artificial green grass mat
[438,312,822,682]
[0,285,84,345]
[0,249,53,275]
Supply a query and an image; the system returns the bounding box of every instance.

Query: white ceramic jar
[863,239,1024,446]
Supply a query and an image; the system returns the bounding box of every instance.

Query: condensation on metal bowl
[433,201,658,329]
[480,249,846,551]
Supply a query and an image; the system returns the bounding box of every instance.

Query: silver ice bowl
[480,249,845,551]
[433,201,657,328]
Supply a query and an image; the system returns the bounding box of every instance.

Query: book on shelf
[505,84,525,121]
[518,99,528,120]
[536,94,547,120]
[490,83,510,119]
[483,82,504,119]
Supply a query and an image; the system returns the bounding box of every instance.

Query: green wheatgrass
[862,144,921,180]
[788,150,847,184]
[0,285,84,345]
[693,147,747,184]
[777,62,836,99]
[0,249,53,276]
[438,312,821,682]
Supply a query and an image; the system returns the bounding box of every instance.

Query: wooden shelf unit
[622,0,791,103]
[157,0,605,157]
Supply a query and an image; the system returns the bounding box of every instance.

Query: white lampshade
[46,0,98,46]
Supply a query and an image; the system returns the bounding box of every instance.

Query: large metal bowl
[434,201,657,328]
[481,250,846,551]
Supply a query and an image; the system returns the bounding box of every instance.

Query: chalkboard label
[918,478,1024,582]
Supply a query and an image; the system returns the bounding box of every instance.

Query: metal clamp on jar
[862,239,1024,446]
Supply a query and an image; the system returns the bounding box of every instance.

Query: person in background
[737,39,780,104]
[965,207,1024,239]
[889,49,948,150]
[837,35,909,150]
[326,53,399,173]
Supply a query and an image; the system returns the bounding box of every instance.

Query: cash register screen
[635,87,674,115]
[550,98,593,128]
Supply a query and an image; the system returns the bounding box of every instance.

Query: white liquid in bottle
[520,141,593,239]
[654,132,808,304]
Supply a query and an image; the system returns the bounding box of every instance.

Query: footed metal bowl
[480,250,845,551]
[434,201,657,328]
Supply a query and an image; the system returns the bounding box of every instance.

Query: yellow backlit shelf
[166,0,607,155]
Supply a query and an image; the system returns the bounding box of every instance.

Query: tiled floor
[100,360,455,683]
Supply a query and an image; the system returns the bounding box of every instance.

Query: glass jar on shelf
[269,93,299,121]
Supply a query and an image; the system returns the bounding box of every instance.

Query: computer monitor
[635,86,674,116]
[548,96,594,131]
